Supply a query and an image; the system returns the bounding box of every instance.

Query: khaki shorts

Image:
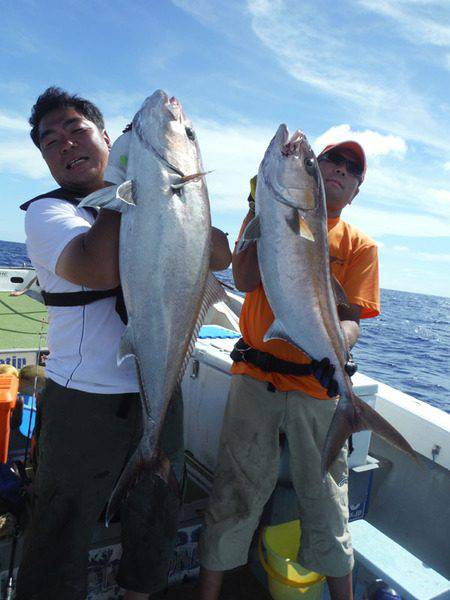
[199,374,353,577]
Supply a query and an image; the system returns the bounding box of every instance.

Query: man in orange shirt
[198,141,380,600]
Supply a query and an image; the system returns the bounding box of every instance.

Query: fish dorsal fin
[332,275,349,308]
[177,272,227,384]
[236,215,261,254]
[117,180,136,205]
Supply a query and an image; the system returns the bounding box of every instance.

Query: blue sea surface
[2,241,449,413]
[0,240,32,268]
[215,269,450,414]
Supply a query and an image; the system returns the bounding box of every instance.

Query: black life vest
[20,188,128,324]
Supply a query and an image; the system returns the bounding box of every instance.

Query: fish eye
[304,157,316,175]
[185,127,196,141]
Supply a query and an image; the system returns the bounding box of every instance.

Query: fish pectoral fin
[236,215,261,254]
[321,393,417,479]
[78,184,124,212]
[263,319,296,346]
[171,171,213,190]
[332,275,350,308]
[117,180,136,205]
[117,327,135,366]
[299,216,315,241]
[105,442,161,526]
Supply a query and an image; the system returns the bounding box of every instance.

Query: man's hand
[310,355,358,397]
[232,210,261,292]
[210,227,232,271]
[310,358,339,397]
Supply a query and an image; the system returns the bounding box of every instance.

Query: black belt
[230,338,313,376]
[41,287,128,325]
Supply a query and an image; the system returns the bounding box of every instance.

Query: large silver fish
[80,90,223,523]
[238,125,415,478]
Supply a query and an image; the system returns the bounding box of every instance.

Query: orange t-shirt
[231,217,380,398]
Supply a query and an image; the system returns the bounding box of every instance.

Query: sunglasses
[318,150,363,181]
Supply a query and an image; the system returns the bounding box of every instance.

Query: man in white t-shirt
[16,87,231,600]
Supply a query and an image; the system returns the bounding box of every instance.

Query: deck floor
[161,566,272,599]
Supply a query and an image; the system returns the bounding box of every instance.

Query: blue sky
[1,0,449,297]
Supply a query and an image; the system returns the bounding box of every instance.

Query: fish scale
[238,125,416,479]
[80,90,224,524]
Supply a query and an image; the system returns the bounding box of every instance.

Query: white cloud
[444,161,450,170]
[0,112,29,132]
[445,53,450,70]
[247,0,282,16]
[246,0,450,154]
[314,125,407,159]
[346,205,450,238]
[0,141,49,179]
[0,107,50,179]
[358,0,450,48]
[194,117,273,212]
[416,252,450,263]
[393,245,410,252]
[171,0,219,24]
[104,115,130,145]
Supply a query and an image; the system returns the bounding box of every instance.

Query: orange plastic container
[0,374,19,463]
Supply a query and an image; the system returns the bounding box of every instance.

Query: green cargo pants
[15,378,184,599]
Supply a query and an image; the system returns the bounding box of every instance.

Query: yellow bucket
[259,520,325,600]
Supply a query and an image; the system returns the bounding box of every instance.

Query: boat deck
[163,567,272,599]
[0,292,47,351]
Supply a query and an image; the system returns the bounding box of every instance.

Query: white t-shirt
[25,196,139,394]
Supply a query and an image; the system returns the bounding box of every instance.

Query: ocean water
[2,241,449,413]
[216,270,450,414]
[0,240,32,268]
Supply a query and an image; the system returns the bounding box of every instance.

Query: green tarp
[0,292,48,350]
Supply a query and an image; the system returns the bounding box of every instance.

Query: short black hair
[29,86,105,148]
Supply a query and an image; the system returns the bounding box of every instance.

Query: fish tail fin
[105,444,147,526]
[321,393,417,479]
[105,446,179,527]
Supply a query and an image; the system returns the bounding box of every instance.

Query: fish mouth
[281,129,306,157]
[166,95,182,121]
[66,157,89,170]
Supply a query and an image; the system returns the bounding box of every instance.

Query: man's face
[38,106,111,195]
[318,148,361,217]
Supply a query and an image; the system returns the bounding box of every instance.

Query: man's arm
[56,208,121,289]
[210,227,232,271]
[338,303,362,349]
[232,211,261,292]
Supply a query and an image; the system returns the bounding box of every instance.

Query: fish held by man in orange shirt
[237,125,416,478]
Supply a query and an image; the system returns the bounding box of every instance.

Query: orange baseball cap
[318,140,367,183]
